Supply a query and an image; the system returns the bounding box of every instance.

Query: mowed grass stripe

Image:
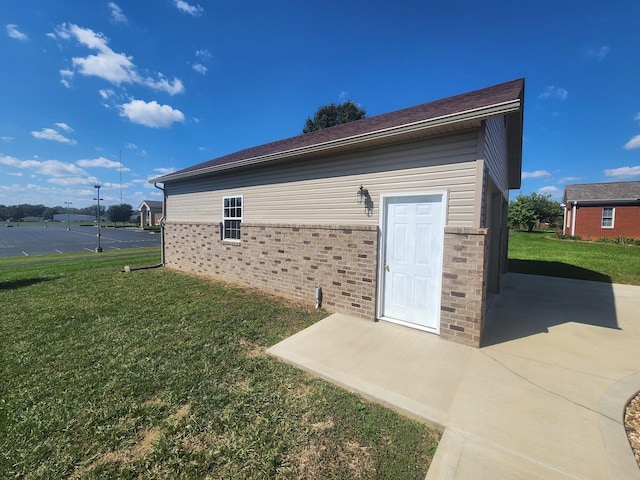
[508,230,640,285]
[1,252,440,479]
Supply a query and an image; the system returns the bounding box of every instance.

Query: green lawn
[1,250,439,479]
[508,230,640,285]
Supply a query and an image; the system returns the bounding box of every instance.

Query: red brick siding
[570,205,640,240]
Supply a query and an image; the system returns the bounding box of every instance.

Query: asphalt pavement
[0,224,161,257]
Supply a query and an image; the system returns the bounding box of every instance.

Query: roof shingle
[564,181,640,202]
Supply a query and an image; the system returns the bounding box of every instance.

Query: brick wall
[571,205,640,240]
[164,221,491,348]
[439,227,488,347]
[163,222,379,319]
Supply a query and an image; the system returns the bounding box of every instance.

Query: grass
[1,250,440,479]
[508,230,640,285]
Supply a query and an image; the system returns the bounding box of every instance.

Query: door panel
[381,194,444,331]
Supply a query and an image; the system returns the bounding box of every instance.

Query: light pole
[64,201,72,230]
[94,185,103,252]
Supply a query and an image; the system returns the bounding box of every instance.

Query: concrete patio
[268,273,640,479]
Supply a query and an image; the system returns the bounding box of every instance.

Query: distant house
[22,216,43,222]
[151,79,525,348]
[138,200,163,228]
[52,213,96,223]
[563,181,640,239]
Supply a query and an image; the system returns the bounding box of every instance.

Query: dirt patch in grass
[238,337,266,357]
[71,404,190,478]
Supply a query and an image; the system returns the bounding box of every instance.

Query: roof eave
[567,198,640,206]
[150,99,522,184]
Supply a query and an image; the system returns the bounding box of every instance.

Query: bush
[554,233,581,241]
[596,237,640,246]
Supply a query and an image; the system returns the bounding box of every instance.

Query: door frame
[376,190,448,333]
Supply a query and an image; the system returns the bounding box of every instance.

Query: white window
[223,196,242,240]
[601,207,614,228]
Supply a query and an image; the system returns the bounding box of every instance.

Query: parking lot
[0,224,161,257]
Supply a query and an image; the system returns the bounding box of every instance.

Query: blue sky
[1,1,639,208]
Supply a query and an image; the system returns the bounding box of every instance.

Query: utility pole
[64,201,72,231]
[94,185,103,253]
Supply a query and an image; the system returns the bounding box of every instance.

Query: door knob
[384,264,390,271]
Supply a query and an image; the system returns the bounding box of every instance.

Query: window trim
[601,206,614,229]
[222,195,243,241]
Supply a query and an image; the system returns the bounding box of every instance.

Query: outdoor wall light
[356,185,369,205]
[356,185,374,217]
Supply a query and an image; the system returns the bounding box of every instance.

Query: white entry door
[379,193,445,332]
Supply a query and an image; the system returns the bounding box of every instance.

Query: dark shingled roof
[153,78,524,183]
[564,181,640,203]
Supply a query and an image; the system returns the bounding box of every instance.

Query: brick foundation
[164,222,379,319]
[439,227,489,347]
[163,222,491,348]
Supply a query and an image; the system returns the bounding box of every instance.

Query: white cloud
[143,76,184,95]
[1,136,14,142]
[6,24,27,41]
[634,112,640,123]
[538,86,568,101]
[125,142,138,149]
[195,48,211,59]
[192,63,207,75]
[0,155,90,179]
[31,127,77,144]
[153,167,176,175]
[55,122,73,132]
[521,170,551,179]
[108,2,128,24]
[99,88,115,99]
[77,156,131,171]
[624,135,640,150]
[604,166,640,178]
[54,23,184,96]
[585,45,610,61]
[538,185,561,197]
[119,99,184,128]
[174,0,204,16]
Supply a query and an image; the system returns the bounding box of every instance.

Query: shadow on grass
[508,259,612,283]
[0,277,57,291]
[483,261,617,346]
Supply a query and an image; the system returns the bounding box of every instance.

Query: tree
[106,204,133,226]
[508,193,563,232]
[302,100,366,133]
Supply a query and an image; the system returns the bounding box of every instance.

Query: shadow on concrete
[0,277,56,291]
[483,269,618,347]
[508,259,612,284]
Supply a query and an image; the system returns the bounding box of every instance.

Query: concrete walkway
[268,273,640,479]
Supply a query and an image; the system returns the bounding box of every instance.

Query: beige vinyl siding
[166,130,481,227]
[483,116,509,196]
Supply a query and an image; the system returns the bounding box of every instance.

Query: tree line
[0,203,135,224]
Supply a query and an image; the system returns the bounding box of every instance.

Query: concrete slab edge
[598,372,640,480]
[267,345,448,430]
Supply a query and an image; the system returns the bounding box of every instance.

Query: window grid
[223,196,242,240]
[601,207,614,228]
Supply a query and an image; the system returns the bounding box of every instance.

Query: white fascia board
[151,99,521,184]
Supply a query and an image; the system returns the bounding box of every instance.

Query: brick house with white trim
[562,181,640,240]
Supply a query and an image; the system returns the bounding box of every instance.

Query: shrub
[554,233,581,241]
[596,237,640,246]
